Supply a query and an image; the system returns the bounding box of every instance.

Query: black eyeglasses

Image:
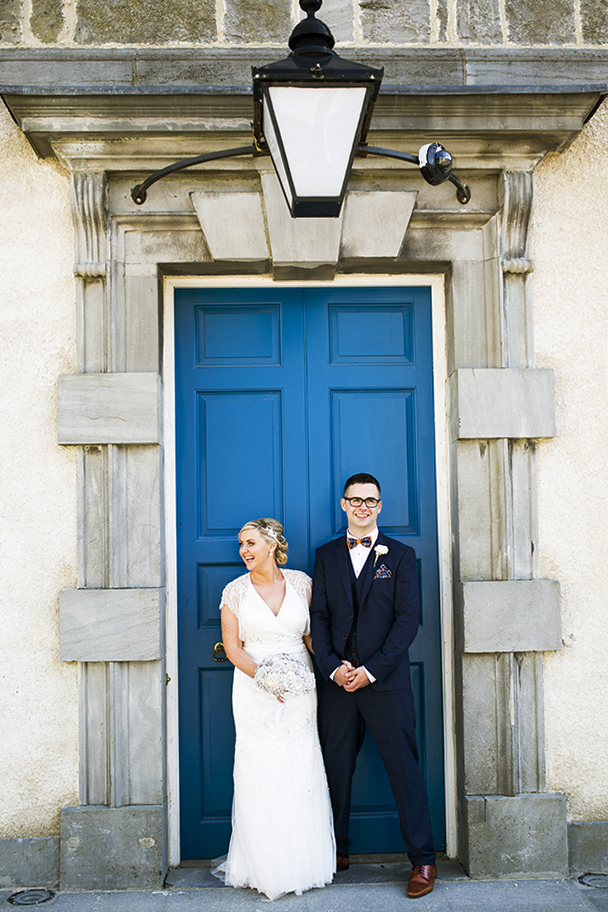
[343,497,381,507]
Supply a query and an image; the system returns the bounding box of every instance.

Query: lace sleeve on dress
[285,570,313,635]
[220,575,247,620]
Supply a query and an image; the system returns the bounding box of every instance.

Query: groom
[310,473,437,899]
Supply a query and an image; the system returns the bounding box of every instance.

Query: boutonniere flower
[374,544,389,566]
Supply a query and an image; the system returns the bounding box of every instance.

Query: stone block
[0,838,59,889]
[458,580,562,653]
[360,0,430,44]
[452,368,556,439]
[30,0,63,43]
[457,0,503,43]
[225,0,292,44]
[57,373,160,445]
[569,821,608,874]
[60,588,162,662]
[340,191,417,259]
[505,0,576,44]
[60,805,165,890]
[75,0,216,44]
[0,0,21,43]
[261,171,342,275]
[309,0,354,43]
[581,0,608,44]
[190,191,269,262]
[463,793,569,878]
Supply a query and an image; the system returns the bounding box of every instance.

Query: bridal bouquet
[254,653,315,699]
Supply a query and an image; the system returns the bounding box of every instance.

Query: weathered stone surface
[0,837,59,889]
[312,0,354,43]
[60,805,165,890]
[360,0,430,44]
[57,373,160,445]
[261,170,342,275]
[60,588,162,662]
[458,0,503,44]
[462,793,568,878]
[30,0,63,42]
[568,820,608,873]
[452,368,556,439]
[458,580,562,653]
[190,191,269,262]
[581,0,608,44]
[0,0,21,44]
[340,191,416,259]
[225,0,292,44]
[435,0,448,41]
[505,0,576,44]
[75,0,216,45]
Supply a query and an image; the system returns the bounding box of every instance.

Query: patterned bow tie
[347,536,372,550]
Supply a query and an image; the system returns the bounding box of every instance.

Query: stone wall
[0,101,79,840]
[534,99,608,825]
[2,0,608,48]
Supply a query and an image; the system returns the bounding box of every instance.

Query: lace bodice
[221,569,312,650]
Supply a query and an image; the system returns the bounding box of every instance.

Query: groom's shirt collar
[346,527,379,578]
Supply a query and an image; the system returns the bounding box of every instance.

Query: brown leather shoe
[336,854,350,872]
[407,863,437,898]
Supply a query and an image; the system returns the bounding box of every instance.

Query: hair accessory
[262,525,279,540]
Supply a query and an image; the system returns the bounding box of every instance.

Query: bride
[215,518,336,901]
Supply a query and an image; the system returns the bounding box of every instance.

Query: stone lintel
[60,588,162,662]
[0,837,59,889]
[57,372,160,445]
[452,368,556,439]
[568,821,608,874]
[340,191,417,259]
[458,579,562,653]
[463,793,568,878]
[60,805,165,891]
[190,190,269,262]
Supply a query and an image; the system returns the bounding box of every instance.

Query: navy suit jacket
[310,530,420,692]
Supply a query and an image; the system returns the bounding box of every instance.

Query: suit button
[349,615,354,620]
[343,636,348,640]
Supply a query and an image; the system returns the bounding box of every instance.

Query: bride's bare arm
[221,604,257,679]
[303,633,314,653]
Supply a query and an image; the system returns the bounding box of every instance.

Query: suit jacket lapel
[334,537,354,610]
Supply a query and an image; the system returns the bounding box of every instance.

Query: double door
[174,285,444,858]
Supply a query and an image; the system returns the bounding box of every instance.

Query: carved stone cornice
[70,171,108,278]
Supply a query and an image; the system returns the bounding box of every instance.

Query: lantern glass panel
[265,86,367,199]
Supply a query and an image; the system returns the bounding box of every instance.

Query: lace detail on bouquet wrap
[254,653,316,699]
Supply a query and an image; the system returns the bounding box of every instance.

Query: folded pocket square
[374,564,392,579]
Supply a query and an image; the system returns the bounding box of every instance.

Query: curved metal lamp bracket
[129,141,471,208]
[130,144,258,205]
[362,145,471,205]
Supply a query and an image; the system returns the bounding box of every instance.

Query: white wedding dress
[214,569,336,901]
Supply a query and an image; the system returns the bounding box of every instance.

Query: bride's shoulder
[283,568,313,598]
[221,573,249,607]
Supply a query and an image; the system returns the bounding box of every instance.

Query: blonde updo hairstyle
[239,518,288,566]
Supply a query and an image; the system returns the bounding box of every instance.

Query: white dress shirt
[330,527,378,684]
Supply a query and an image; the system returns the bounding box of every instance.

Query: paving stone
[581,0,608,44]
[505,0,576,44]
[0,0,21,44]
[30,0,63,41]
[439,879,595,911]
[360,0,431,44]
[224,0,292,44]
[75,0,216,45]
[457,0,503,43]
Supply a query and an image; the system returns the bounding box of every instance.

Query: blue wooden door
[175,285,444,860]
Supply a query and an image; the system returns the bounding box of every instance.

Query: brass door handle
[212,642,227,662]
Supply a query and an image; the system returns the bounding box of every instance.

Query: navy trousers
[319,679,436,866]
